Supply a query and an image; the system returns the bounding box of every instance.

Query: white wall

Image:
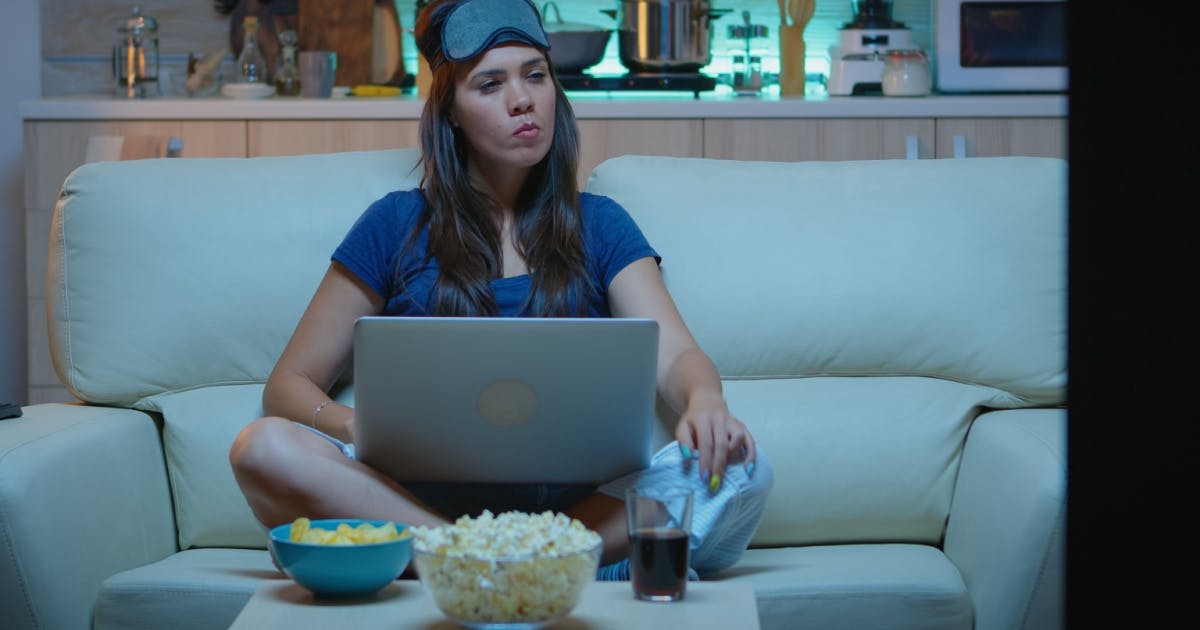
[0,0,41,404]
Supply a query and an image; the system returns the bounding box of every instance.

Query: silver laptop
[353,316,659,484]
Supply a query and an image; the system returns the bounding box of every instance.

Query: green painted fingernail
[680,445,691,460]
[709,473,721,493]
[746,462,756,477]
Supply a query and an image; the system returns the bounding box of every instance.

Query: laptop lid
[353,316,659,484]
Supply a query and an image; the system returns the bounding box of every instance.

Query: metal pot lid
[540,2,609,33]
[117,6,158,34]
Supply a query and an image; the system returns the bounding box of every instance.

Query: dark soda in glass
[629,526,690,601]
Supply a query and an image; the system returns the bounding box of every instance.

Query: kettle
[112,6,160,98]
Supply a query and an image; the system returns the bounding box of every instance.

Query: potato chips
[288,517,410,545]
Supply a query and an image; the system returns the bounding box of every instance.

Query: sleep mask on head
[437,0,550,68]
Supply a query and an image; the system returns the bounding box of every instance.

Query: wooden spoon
[778,0,788,25]
[796,0,816,30]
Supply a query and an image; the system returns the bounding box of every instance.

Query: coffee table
[229,579,760,629]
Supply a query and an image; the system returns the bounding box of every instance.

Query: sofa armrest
[0,403,177,630]
[943,408,1066,630]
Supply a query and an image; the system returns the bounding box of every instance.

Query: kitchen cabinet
[24,121,247,211]
[935,117,1067,159]
[577,120,704,187]
[22,120,247,404]
[704,118,937,161]
[245,120,704,187]
[703,117,1066,162]
[249,120,420,156]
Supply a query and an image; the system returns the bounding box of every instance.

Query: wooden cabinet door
[23,120,247,212]
[935,118,1067,159]
[704,118,936,161]
[248,120,420,156]
[577,120,704,188]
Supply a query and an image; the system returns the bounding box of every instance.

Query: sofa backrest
[584,155,1067,407]
[48,149,424,407]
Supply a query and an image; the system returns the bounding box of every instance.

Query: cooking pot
[609,0,731,73]
[541,2,612,73]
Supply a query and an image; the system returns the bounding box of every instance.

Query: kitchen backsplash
[40,0,931,97]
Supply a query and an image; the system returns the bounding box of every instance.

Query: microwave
[934,0,1067,92]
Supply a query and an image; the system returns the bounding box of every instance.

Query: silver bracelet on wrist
[312,400,333,431]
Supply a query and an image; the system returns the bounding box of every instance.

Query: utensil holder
[778,24,806,96]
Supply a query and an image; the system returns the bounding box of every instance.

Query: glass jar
[113,6,160,98]
[882,49,931,97]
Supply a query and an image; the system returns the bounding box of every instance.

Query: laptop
[352,316,659,484]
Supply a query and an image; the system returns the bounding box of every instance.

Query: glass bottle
[274,29,302,96]
[237,16,270,84]
[747,55,763,91]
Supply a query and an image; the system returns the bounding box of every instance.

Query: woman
[229,0,773,579]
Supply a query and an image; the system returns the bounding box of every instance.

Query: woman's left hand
[675,391,757,493]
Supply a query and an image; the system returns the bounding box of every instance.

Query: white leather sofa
[0,149,1066,630]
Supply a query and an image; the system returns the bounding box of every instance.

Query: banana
[350,84,402,97]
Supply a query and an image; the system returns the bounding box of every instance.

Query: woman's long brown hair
[409,0,592,317]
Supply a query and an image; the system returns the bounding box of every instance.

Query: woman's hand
[675,390,757,493]
[606,258,758,493]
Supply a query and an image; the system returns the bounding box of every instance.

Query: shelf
[19,92,1067,121]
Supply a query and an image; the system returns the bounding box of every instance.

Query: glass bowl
[413,541,601,629]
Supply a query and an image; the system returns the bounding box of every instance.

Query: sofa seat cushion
[93,549,277,630]
[690,375,1017,547]
[150,383,356,550]
[714,544,972,630]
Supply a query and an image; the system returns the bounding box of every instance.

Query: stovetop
[558,73,717,98]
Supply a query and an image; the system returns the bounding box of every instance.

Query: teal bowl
[268,518,412,598]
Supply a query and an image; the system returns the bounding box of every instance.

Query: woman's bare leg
[565,494,628,565]
[229,416,448,530]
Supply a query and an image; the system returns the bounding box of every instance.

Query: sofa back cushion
[585,155,1067,406]
[586,155,1067,546]
[47,149,424,407]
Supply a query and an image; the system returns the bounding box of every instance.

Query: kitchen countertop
[20,90,1067,120]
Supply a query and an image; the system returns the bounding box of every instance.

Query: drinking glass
[624,487,693,602]
[299,51,337,98]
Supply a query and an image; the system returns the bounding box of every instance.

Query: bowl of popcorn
[268,517,412,598]
[412,510,602,628]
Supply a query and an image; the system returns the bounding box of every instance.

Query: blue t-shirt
[333,189,659,316]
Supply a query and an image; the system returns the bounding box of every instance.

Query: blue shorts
[302,424,775,573]
[300,424,596,519]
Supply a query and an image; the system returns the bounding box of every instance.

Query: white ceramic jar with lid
[882,49,931,96]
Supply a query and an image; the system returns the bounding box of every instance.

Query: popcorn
[412,510,602,624]
[412,510,600,558]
